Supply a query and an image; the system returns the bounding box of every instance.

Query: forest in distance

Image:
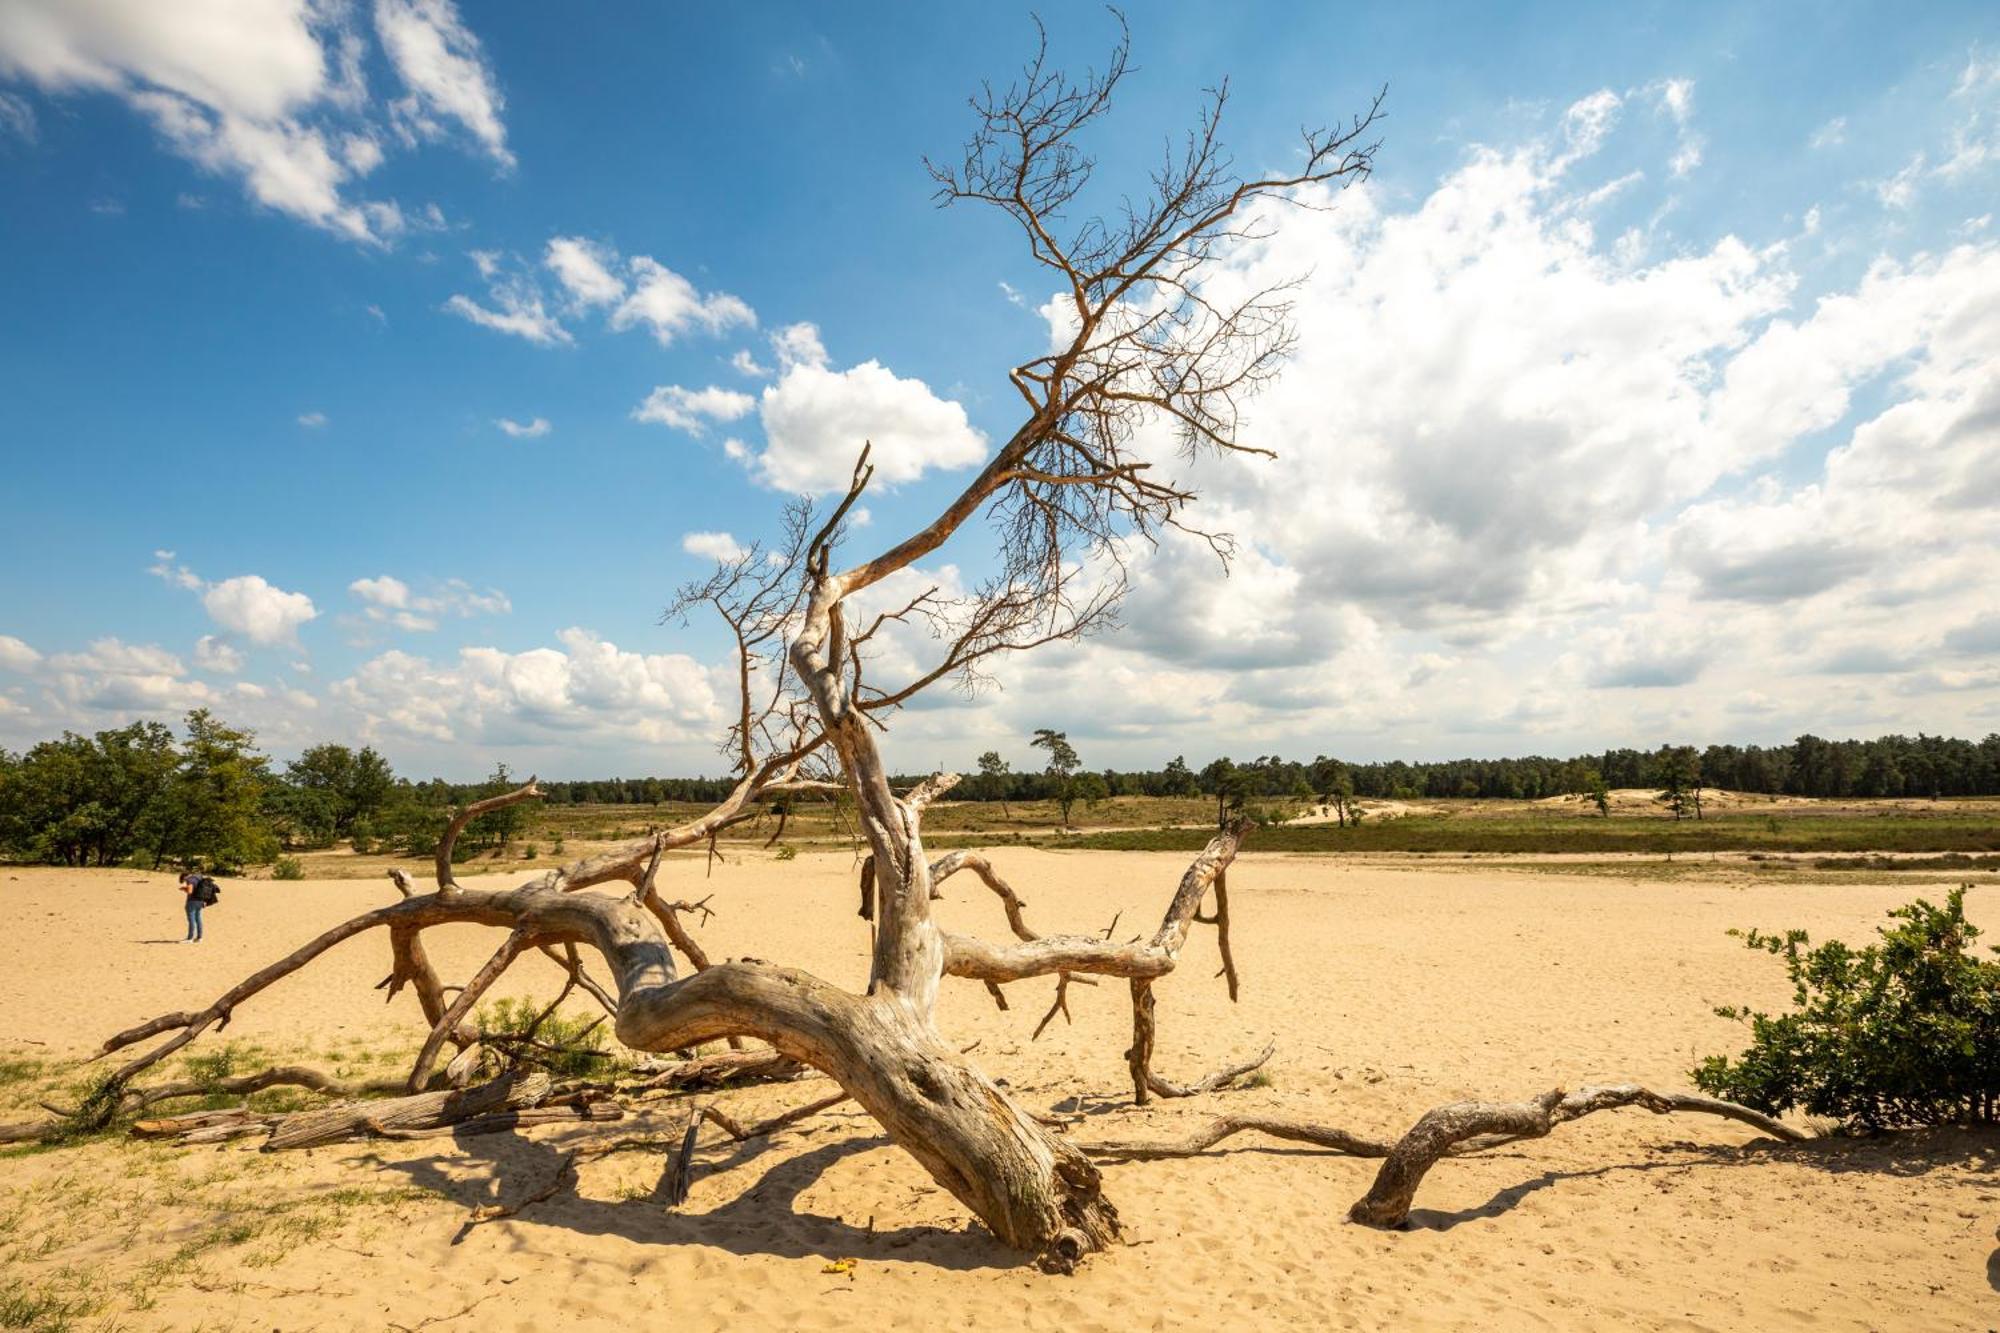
[5,708,2000,870]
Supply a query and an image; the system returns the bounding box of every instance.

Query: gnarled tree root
[1086,1083,1804,1228]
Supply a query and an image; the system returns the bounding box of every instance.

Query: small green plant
[0,1276,101,1332]
[1693,885,2000,1129]
[773,844,798,861]
[475,996,611,1078]
[182,1047,240,1090]
[552,837,566,854]
[271,856,305,880]
[523,844,538,859]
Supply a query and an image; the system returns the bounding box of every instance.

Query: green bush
[475,996,612,1078]
[773,844,798,861]
[271,855,306,881]
[1692,885,2000,1129]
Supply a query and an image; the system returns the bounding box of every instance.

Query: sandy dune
[2,852,1995,1329]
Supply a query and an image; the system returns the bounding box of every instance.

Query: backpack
[194,876,221,905]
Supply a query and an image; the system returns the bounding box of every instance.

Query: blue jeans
[184,897,204,941]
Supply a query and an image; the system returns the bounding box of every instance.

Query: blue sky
[1,1,1997,780]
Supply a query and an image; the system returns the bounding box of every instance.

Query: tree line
[913,731,2000,810]
[5,712,1999,869]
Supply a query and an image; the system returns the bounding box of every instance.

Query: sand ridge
[2,851,1995,1329]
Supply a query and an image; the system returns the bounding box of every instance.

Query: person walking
[179,870,219,942]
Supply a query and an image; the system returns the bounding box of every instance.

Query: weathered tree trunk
[266,1070,551,1151]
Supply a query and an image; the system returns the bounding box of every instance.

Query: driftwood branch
[1085,1082,1805,1229]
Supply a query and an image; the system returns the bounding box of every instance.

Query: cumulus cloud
[0,634,41,672]
[330,628,722,748]
[452,237,754,350]
[0,0,497,244]
[543,235,625,307]
[203,574,317,645]
[680,531,745,562]
[349,574,510,632]
[193,634,244,673]
[495,415,550,438]
[148,555,317,649]
[740,325,987,493]
[611,256,756,346]
[632,384,755,435]
[43,637,215,713]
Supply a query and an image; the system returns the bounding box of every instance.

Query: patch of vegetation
[1693,886,2000,1129]
[0,1276,101,1332]
[1812,852,2000,873]
[270,855,305,880]
[475,996,613,1078]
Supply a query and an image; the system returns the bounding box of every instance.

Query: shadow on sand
[359,1106,1020,1272]
[1399,1125,2000,1231]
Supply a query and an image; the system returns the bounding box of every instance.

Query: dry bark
[264,1071,551,1151]
[1083,1082,1804,1227]
[1348,1084,1805,1227]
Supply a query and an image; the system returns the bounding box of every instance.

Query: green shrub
[523,844,538,859]
[475,996,611,1078]
[773,844,798,861]
[271,856,305,880]
[1692,885,2000,1129]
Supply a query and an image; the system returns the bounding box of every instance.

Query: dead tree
[87,18,1385,1268]
[69,22,1810,1268]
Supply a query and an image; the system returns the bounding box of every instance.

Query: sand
[2,852,1995,1330]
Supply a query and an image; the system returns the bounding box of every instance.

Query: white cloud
[544,236,624,307]
[611,256,756,347]
[495,415,550,438]
[193,634,244,673]
[451,239,752,351]
[632,384,755,435]
[349,574,511,632]
[203,574,317,646]
[680,531,745,562]
[747,352,988,493]
[0,0,504,244]
[0,635,41,672]
[46,641,205,711]
[297,410,327,428]
[444,251,571,344]
[1558,89,1621,163]
[373,0,510,168]
[770,321,828,371]
[730,348,771,378]
[330,629,722,747]
[1809,116,1847,150]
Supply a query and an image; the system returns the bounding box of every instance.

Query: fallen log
[265,1071,551,1151]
